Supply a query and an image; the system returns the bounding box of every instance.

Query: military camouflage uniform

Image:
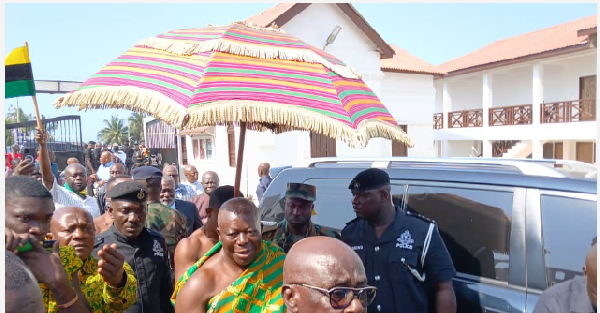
[261,182,340,253]
[262,220,341,253]
[146,202,188,268]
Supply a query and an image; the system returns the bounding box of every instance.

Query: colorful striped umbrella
[55,22,412,149]
[55,22,412,194]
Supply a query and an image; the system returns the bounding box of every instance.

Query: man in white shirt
[112,144,127,164]
[34,127,102,218]
[182,165,204,194]
[96,151,114,182]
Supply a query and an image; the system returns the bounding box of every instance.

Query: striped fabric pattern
[56,22,413,148]
[171,240,286,312]
[146,118,177,149]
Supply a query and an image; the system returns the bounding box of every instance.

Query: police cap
[348,168,390,192]
[107,180,148,202]
[285,183,316,202]
[131,166,162,180]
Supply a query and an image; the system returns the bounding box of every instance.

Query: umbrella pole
[233,122,247,197]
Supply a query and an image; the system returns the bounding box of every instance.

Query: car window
[406,185,513,282]
[540,195,597,287]
[261,178,406,231]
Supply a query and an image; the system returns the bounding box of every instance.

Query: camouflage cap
[285,183,316,202]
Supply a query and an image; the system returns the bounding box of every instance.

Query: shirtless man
[173,185,242,280]
[172,198,285,313]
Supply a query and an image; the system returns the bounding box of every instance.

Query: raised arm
[35,127,54,190]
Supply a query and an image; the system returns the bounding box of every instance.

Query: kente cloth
[170,240,286,313]
[41,247,138,313]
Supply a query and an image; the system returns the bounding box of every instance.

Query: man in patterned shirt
[50,206,137,313]
[36,127,102,218]
[262,183,340,253]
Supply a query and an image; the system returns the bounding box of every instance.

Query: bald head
[162,165,180,187]
[284,237,364,284]
[67,157,79,165]
[258,163,271,177]
[100,151,113,165]
[51,206,95,260]
[202,171,220,195]
[183,165,199,183]
[64,163,87,193]
[109,163,126,178]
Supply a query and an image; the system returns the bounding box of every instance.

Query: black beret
[107,180,148,202]
[132,166,162,180]
[348,168,390,192]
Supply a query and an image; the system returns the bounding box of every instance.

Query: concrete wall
[381,72,436,157]
[492,66,533,107]
[444,77,483,111]
[543,53,597,102]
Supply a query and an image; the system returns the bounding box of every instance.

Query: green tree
[128,112,145,144]
[98,115,129,145]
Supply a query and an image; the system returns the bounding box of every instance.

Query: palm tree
[128,112,145,144]
[98,115,129,145]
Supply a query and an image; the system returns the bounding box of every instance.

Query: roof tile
[381,45,445,75]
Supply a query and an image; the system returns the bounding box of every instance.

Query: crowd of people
[5,127,597,313]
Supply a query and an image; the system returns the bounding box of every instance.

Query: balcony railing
[541,99,596,123]
[433,113,443,129]
[448,109,483,128]
[489,104,532,126]
[492,140,520,157]
[435,99,596,129]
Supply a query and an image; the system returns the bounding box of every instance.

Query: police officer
[93,180,175,313]
[341,168,456,313]
[262,182,340,253]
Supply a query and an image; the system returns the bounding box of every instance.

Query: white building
[433,15,597,163]
[160,3,440,199]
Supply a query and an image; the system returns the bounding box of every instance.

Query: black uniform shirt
[93,225,175,313]
[341,207,456,313]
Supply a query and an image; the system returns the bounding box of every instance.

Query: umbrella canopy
[56,22,412,149]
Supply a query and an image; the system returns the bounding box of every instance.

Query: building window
[192,137,214,160]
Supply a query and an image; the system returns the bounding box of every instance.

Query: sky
[4,3,597,142]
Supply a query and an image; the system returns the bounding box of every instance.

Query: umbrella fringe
[136,37,362,80]
[53,87,187,127]
[185,101,414,149]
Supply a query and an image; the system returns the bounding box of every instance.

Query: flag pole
[24,41,42,130]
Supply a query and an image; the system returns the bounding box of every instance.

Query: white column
[482,73,493,157]
[176,131,183,167]
[442,81,452,130]
[531,64,544,159]
[532,64,544,126]
[563,140,577,161]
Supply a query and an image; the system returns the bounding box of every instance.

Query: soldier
[93,180,175,313]
[262,182,340,253]
[132,166,187,269]
[341,168,456,313]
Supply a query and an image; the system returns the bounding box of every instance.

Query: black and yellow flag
[5,45,36,99]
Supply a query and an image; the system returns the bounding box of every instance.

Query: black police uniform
[341,168,456,313]
[93,179,175,313]
[94,225,174,313]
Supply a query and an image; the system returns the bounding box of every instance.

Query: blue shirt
[96,161,114,181]
[256,176,273,202]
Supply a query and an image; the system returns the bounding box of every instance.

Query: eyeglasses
[288,283,377,309]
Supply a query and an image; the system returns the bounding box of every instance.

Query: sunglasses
[288,283,377,309]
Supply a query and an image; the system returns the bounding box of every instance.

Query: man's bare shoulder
[189,227,206,239]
